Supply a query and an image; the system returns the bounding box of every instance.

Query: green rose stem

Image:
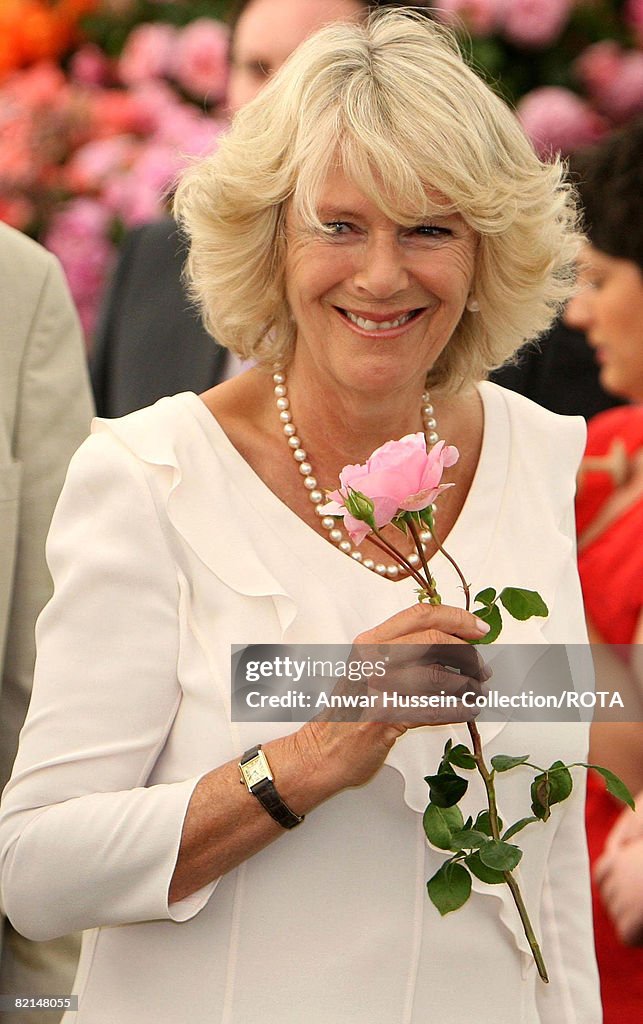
[368,531,433,591]
[406,519,550,984]
[406,518,439,599]
[466,722,550,983]
[419,520,468,606]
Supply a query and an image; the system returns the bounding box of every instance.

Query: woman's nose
[352,233,410,297]
[563,285,594,332]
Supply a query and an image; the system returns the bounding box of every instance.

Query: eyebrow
[316,206,368,220]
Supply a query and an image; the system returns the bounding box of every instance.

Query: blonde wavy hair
[174,8,582,391]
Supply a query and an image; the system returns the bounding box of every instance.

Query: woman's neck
[281,365,431,469]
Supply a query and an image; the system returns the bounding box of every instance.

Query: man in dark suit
[91,0,374,417]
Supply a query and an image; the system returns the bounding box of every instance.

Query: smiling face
[564,244,643,402]
[284,167,478,398]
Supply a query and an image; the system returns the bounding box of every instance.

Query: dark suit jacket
[91,218,227,418]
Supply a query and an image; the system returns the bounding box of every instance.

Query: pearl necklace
[272,369,438,578]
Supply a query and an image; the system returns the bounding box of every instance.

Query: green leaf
[419,505,435,530]
[491,753,530,772]
[466,851,506,885]
[423,802,464,850]
[390,515,408,536]
[502,816,539,841]
[531,775,551,821]
[479,839,523,872]
[424,771,469,808]
[448,744,477,770]
[547,762,573,804]
[530,762,573,820]
[498,587,548,621]
[474,809,503,836]
[474,587,497,607]
[449,829,489,851]
[470,603,502,645]
[589,766,636,810]
[427,861,472,915]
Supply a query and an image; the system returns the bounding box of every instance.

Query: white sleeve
[0,432,214,941]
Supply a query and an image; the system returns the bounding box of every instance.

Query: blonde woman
[0,12,598,1023]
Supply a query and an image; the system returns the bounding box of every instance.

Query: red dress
[576,406,643,1024]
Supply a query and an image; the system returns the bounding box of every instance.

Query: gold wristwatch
[238,745,304,829]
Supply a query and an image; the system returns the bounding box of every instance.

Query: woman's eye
[414,224,452,237]
[324,222,351,235]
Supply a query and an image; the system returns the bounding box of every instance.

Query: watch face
[241,750,272,788]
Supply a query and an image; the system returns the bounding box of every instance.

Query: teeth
[344,310,415,331]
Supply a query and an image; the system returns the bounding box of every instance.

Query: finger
[362,602,491,644]
[384,662,487,699]
[400,697,482,728]
[604,809,641,854]
[594,852,612,885]
[351,639,491,692]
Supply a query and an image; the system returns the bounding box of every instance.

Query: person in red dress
[566,120,643,1023]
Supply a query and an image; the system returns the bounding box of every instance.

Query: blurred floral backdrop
[0,0,641,344]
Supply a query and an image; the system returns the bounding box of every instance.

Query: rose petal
[399,482,455,512]
[343,514,372,545]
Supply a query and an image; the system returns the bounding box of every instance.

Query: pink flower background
[0,0,641,347]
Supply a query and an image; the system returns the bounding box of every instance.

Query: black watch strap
[239,745,304,829]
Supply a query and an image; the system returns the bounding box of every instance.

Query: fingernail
[474,617,491,634]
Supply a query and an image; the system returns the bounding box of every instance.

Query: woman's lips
[335,306,425,337]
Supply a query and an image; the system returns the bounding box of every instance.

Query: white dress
[0,382,601,1023]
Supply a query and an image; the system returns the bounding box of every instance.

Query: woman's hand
[595,834,643,946]
[593,790,643,945]
[600,790,643,859]
[170,603,489,905]
[291,602,490,794]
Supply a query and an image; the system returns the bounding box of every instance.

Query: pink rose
[65,136,136,191]
[574,41,621,97]
[517,87,607,157]
[9,62,69,106]
[126,81,179,134]
[625,0,643,45]
[69,44,113,88]
[502,0,571,48]
[323,435,459,545]
[167,113,225,158]
[433,0,502,36]
[43,198,115,342]
[89,89,158,137]
[118,23,177,87]
[102,175,165,227]
[590,50,643,121]
[172,18,229,102]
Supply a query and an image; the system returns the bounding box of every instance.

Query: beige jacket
[0,223,93,1020]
